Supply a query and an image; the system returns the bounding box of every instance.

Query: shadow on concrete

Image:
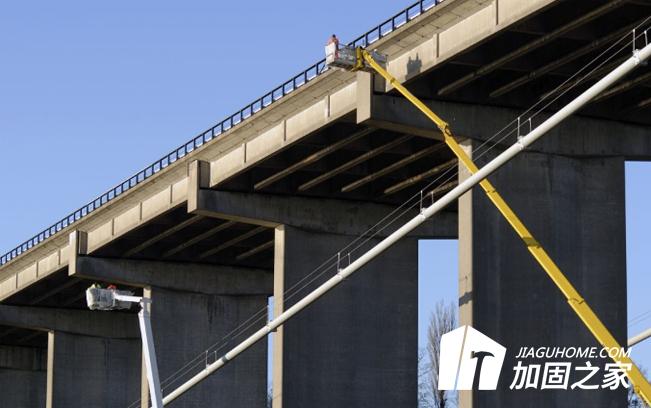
[407,53,423,79]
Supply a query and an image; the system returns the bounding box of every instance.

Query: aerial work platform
[325,43,385,72]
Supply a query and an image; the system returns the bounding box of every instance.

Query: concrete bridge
[1,0,650,406]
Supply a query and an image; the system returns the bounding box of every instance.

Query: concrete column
[149,286,268,407]
[0,345,46,407]
[0,302,141,407]
[458,142,627,407]
[273,225,418,408]
[46,331,141,408]
[69,243,270,407]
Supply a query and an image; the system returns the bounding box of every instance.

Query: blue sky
[1,0,649,389]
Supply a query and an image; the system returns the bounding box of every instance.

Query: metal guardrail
[0,0,443,266]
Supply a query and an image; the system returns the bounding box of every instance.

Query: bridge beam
[189,181,458,239]
[0,304,139,339]
[357,90,651,160]
[70,255,272,295]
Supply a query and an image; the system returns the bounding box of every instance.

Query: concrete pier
[71,251,271,408]
[47,331,141,408]
[0,345,46,407]
[273,225,419,408]
[458,145,627,407]
[0,302,142,407]
[149,286,268,407]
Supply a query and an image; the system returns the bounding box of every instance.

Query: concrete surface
[458,143,627,407]
[273,225,418,408]
[0,304,139,339]
[359,93,651,160]
[150,287,268,408]
[47,331,141,408]
[192,188,458,239]
[0,345,46,407]
[72,255,272,295]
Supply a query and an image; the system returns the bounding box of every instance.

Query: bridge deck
[1,0,650,351]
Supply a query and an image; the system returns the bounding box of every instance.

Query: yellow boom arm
[360,48,651,404]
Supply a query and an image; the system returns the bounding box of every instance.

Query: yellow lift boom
[344,47,651,404]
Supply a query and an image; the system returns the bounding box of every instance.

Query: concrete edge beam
[358,92,651,159]
[0,304,139,339]
[191,188,457,239]
[71,255,273,296]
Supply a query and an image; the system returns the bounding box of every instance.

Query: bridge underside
[1,0,651,407]
[408,0,651,127]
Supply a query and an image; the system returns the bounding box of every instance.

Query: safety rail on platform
[0,0,444,266]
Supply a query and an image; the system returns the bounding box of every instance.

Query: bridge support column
[69,245,271,408]
[272,225,418,408]
[0,302,142,407]
[46,331,141,408]
[458,142,627,407]
[0,345,46,407]
[148,286,268,407]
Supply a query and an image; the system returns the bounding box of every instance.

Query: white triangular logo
[438,326,506,390]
